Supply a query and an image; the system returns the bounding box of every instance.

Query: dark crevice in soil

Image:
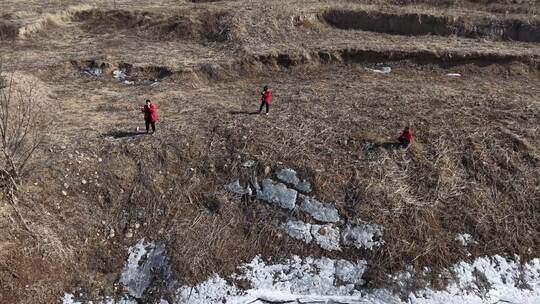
[73,9,232,42]
[0,19,18,41]
[323,9,540,43]
[62,47,539,86]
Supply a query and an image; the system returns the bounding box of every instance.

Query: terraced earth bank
[0,0,539,303]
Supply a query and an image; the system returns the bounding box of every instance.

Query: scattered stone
[264,166,271,175]
[62,190,68,196]
[311,224,341,251]
[341,223,384,250]
[299,196,340,223]
[277,168,311,193]
[120,240,171,299]
[447,73,462,77]
[242,160,256,168]
[296,179,312,193]
[108,228,115,239]
[282,220,312,244]
[277,168,300,185]
[63,183,69,189]
[224,179,252,196]
[125,231,134,239]
[81,179,87,185]
[134,223,140,229]
[455,233,477,246]
[98,158,103,162]
[335,260,368,285]
[257,179,297,210]
[124,80,135,85]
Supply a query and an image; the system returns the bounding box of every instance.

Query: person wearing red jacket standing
[399,126,413,148]
[140,99,157,134]
[258,85,272,115]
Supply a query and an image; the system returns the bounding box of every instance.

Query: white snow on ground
[171,255,540,304]
[341,223,384,250]
[455,233,477,246]
[311,223,342,251]
[62,254,540,304]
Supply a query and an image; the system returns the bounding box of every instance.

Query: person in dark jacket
[398,126,412,148]
[140,99,157,133]
[258,85,272,115]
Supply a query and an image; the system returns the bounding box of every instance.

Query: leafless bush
[0,62,47,193]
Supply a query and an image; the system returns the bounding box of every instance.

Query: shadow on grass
[229,110,260,115]
[367,142,406,150]
[103,130,147,139]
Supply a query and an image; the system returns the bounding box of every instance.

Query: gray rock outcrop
[299,196,340,223]
[257,179,297,210]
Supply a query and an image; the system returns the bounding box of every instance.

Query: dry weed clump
[72,9,233,42]
[17,5,92,38]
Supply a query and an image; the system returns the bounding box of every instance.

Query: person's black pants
[399,137,409,148]
[145,120,156,133]
[259,101,269,114]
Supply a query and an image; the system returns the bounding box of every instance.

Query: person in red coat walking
[140,99,157,134]
[258,85,272,115]
[399,126,412,148]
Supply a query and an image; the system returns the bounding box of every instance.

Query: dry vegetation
[0,0,539,303]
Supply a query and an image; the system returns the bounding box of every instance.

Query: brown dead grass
[0,0,540,303]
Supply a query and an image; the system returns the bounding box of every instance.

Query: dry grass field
[0,0,539,303]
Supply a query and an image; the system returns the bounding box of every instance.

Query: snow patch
[455,233,477,246]
[311,224,341,251]
[341,223,384,250]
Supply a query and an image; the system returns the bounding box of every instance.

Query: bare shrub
[0,62,47,192]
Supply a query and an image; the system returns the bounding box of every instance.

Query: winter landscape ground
[0,0,540,303]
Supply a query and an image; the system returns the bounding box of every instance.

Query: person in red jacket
[140,99,157,134]
[399,126,412,148]
[258,85,272,115]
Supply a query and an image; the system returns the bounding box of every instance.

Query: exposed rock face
[282,220,313,243]
[295,180,312,193]
[341,223,384,250]
[311,224,341,251]
[120,240,171,299]
[277,168,311,193]
[277,168,300,185]
[299,196,340,223]
[257,179,297,210]
[224,179,252,196]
